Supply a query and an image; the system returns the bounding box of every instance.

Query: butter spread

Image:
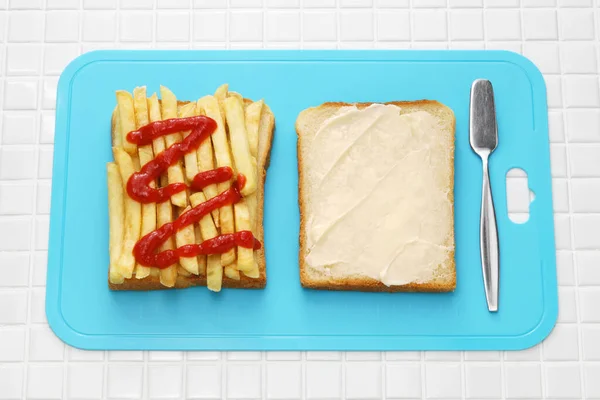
[305,104,454,286]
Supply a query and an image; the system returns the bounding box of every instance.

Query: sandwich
[107,84,274,292]
[296,101,455,292]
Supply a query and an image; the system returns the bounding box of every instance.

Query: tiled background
[0,0,599,399]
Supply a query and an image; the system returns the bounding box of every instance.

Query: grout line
[460,350,466,399]
[446,0,450,49]
[262,351,266,400]
[301,351,306,400]
[336,0,340,49]
[221,352,226,400]
[380,355,386,400]
[188,0,192,49]
[18,2,48,397]
[556,5,589,398]
[420,351,426,400]
[300,0,304,49]
[262,0,266,48]
[152,0,157,48]
[341,351,346,400]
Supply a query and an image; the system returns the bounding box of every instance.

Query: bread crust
[109,99,275,291]
[297,100,456,292]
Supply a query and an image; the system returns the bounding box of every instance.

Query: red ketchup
[125,116,261,268]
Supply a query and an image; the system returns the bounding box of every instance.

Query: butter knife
[469,79,500,312]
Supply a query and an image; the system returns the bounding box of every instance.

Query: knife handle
[480,155,499,312]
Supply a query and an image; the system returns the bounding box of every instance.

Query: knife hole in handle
[506,168,533,224]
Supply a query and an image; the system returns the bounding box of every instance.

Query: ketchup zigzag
[125,115,261,269]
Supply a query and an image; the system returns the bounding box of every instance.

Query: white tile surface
[559,9,595,40]
[545,363,582,399]
[107,364,144,399]
[425,363,462,398]
[449,10,483,41]
[29,325,64,361]
[0,252,29,287]
[465,363,502,399]
[266,363,302,399]
[2,4,600,400]
[584,363,600,398]
[560,42,597,74]
[557,287,578,323]
[120,12,153,42]
[505,363,543,398]
[340,11,374,42]
[413,10,447,41]
[27,364,63,399]
[577,251,600,286]
[187,364,221,399]
[306,362,342,399]
[3,79,38,110]
[385,363,422,398]
[6,44,42,76]
[0,182,35,214]
[45,11,79,42]
[227,364,262,399]
[581,324,600,360]
[0,365,24,400]
[67,364,104,400]
[346,362,382,399]
[377,10,410,41]
[82,11,117,42]
[523,9,558,40]
[156,12,190,42]
[564,76,600,108]
[542,323,580,360]
[230,11,263,41]
[0,326,26,362]
[524,42,560,74]
[8,11,43,42]
[193,11,226,42]
[148,364,183,399]
[267,11,300,42]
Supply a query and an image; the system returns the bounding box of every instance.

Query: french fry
[194,104,220,226]
[115,91,137,155]
[190,192,222,292]
[227,91,243,104]
[113,108,123,148]
[178,103,200,182]
[160,86,187,208]
[175,206,199,275]
[133,87,149,126]
[233,200,254,273]
[245,100,263,159]
[113,147,141,279]
[195,225,207,275]
[133,86,154,280]
[224,265,240,280]
[243,263,260,279]
[147,94,165,155]
[224,96,257,196]
[214,83,228,122]
[197,95,235,266]
[107,162,125,284]
[158,175,178,287]
[147,93,165,281]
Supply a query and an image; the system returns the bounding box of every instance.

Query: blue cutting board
[47,50,557,350]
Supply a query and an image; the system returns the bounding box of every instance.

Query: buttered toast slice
[297,101,455,292]
[108,85,274,291]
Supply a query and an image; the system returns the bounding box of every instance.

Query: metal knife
[469,79,500,312]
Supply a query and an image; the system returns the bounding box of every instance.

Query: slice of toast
[297,101,455,292]
[109,98,275,290]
